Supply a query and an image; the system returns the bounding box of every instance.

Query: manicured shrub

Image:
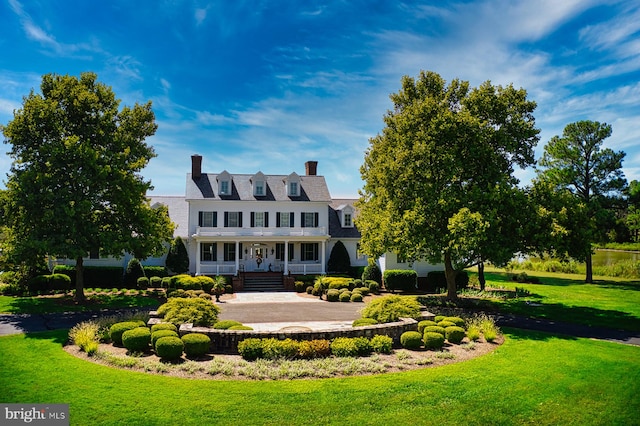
[418,320,438,333]
[326,289,340,302]
[165,236,189,274]
[351,279,363,288]
[353,286,370,296]
[124,258,145,289]
[294,281,306,292]
[339,291,352,302]
[53,265,124,289]
[161,277,171,288]
[197,276,215,293]
[444,316,465,327]
[150,276,163,288]
[27,274,72,294]
[445,326,466,344]
[362,263,382,284]
[426,270,470,292]
[213,320,243,329]
[261,338,299,360]
[423,332,445,350]
[181,333,211,358]
[370,335,393,354]
[330,337,359,357]
[434,315,446,323]
[438,320,456,328]
[237,338,263,361]
[350,292,363,302]
[423,326,446,336]
[144,266,168,278]
[360,295,421,323]
[152,330,179,348]
[352,318,378,327]
[327,240,351,274]
[109,321,146,345]
[150,323,179,334]
[297,339,331,359]
[324,277,352,290]
[199,293,212,300]
[353,336,372,356]
[366,280,380,294]
[49,274,72,291]
[400,331,423,350]
[155,336,184,360]
[122,327,151,352]
[383,269,417,293]
[156,297,220,327]
[306,285,314,294]
[228,325,253,330]
[137,277,149,290]
[167,289,188,298]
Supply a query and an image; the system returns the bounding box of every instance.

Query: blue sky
[1,0,638,198]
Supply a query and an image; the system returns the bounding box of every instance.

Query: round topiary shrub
[423,332,445,350]
[400,331,423,350]
[370,335,393,354]
[228,325,253,330]
[297,339,331,359]
[155,336,184,360]
[213,320,243,329]
[122,327,151,352]
[156,297,220,327]
[167,289,187,298]
[330,337,359,357]
[306,286,314,294]
[237,338,263,361]
[444,316,465,327]
[353,336,372,356]
[339,291,352,302]
[423,325,446,336]
[418,320,438,333]
[437,320,456,328]
[294,281,306,293]
[150,276,163,288]
[181,333,211,358]
[150,322,178,333]
[353,287,370,296]
[110,321,146,346]
[360,295,421,323]
[445,326,466,344]
[366,281,380,294]
[350,292,363,302]
[326,289,340,302]
[352,318,378,327]
[152,330,179,348]
[161,277,171,288]
[137,277,149,290]
[434,315,446,323]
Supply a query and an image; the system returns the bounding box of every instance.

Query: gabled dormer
[217,170,232,196]
[251,171,267,197]
[284,172,301,197]
[336,204,355,228]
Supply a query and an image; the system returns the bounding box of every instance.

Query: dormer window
[344,213,352,227]
[217,170,232,195]
[285,172,300,197]
[251,172,266,197]
[337,204,355,228]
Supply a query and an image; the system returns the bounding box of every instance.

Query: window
[301,212,319,228]
[277,212,294,227]
[275,243,295,261]
[224,212,243,227]
[219,180,229,195]
[343,213,352,227]
[254,181,265,196]
[301,243,319,261]
[289,181,298,196]
[198,211,217,227]
[251,212,269,227]
[223,243,236,262]
[201,243,217,262]
[285,172,300,196]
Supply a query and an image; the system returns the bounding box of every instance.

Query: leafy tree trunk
[478,261,486,291]
[585,250,593,284]
[444,251,458,300]
[74,256,86,303]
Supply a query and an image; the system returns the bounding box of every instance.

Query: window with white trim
[289,181,298,196]
[198,211,217,227]
[301,212,318,228]
[219,180,229,195]
[224,211,242,227]
[251,212,269,227]
[275,243,295,261]
[277,212,294,227]
[254,181,265,196]
[343,213,352,227]
[223,243,236,262]
[301,243,319,261]
[201,243,217,261]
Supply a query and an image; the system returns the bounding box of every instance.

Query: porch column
[235,240,240,275]
[284,240,289,275]
[196,240,201,275]
[321,240,326,274]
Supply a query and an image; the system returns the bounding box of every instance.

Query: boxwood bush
[137,277,149,290]
[445,326,466,344]
[294,281,306,292]
[152,330,179,348]
[122,327,151,352]
[418,320,438,333]
[326,289,340,302]
[360,295,421,323]
[156,297,220,327]
[155,336,184,360]
[444,316,465,327]
[365,280,380,294]
[361,263,382,284]
[353,336,372,356]
[297,339,331,359]
[400,331,423,350]
[181,333,211,358]
[150,276,163,287]
[438,320,456,328]
[350,292,363,302]
[352,318,378,327]
[261,338,299,360]
[423,325,446,336]
[383,269,417,293]
[423,331,445,349]
[237,338,263,361]
[339,291,352,302]
[109,321,146,346]
[228,325,253,330]
[213,320,243,330]
[370,335,393,354]
[330,337,359,357]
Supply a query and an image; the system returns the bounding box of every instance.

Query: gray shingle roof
[186,173,332,202]
[328,199,361,239]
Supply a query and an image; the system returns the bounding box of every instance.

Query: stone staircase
[242,273,284,292]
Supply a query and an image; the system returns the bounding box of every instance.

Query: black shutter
[198,212,203,227]
[276,212,281,227]
[301,212,305,228]
[239,243,243,259]
[290,212,295,227]
[224,212,229,227]
[289,243,294,261]
[264,212,269,227]
[314,212,319,227]
[239,212,243,227]
[213,212,217,227]
[250,212,255,227]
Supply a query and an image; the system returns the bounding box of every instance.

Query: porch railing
[194,226,327,238]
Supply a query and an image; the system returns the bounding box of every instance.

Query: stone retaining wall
[168,318,418,354]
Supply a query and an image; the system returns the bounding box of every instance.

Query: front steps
[242,273,284,292]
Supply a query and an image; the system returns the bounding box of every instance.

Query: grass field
[1,329,638,425]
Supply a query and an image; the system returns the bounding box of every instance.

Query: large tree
[536,120,626,283]
[1,72,174,301]
[357,70,539,299]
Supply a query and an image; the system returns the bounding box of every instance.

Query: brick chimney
[305,161,318,176]
[191,154,202,179]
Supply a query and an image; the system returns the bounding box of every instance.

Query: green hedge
[152,330,179,348]
[181,333,211,357]
[426,270,470,292]
[156,298,220,327]
[53,265,125,288]
[155,336,184,360]
[400,331,423,350]
[423,331,445,349]
[110,321,146,346]
[122,327,151,352]
[383,270,417,293]
[27,274,72,294]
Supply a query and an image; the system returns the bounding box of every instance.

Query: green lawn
[0,292,162,315]
[1,329,638,425]
[474,269,640,331]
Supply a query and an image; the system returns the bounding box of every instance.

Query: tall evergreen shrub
[327,241,351,274]
[166,237,189,274]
